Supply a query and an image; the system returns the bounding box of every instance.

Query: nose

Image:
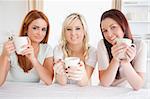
[107,29,113,37]
[37,29,42,35]
[71,29,76,35]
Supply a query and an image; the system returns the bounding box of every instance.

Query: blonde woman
[53,13,97,86]
[0,10,54,86]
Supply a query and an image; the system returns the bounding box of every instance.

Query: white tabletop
[0,82,149,99]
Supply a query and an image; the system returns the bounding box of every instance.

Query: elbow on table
[100,83,110,87]
[77,80,89,87]
[57,80,67,86]
[100,81,111,87]
[133,84,143,91]
[132,80,144,91]
[59,82,67,86]
[0,81,5,87]
[78,82,88,87]
[45,80,53,86]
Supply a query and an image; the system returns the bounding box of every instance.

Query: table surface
[0,82,149,99]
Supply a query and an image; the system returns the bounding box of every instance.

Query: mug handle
[131,43,136,48]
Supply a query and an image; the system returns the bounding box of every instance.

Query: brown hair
[100,9,133,79]
[17,10,50,72]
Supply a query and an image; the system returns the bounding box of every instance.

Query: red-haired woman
[0,10,54,86]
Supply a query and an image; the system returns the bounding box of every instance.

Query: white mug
[116,38,134,60]
[64,57,80,68]
[14,36,28,54]
[116,38,132,46]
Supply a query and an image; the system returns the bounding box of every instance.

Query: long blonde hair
[60,13,89,60]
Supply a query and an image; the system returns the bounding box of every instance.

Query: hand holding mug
[2,40,15,57]
[111,43,127,61]
[53,59,66,75]
[66,60,86,81]
[21,39,37,61]
[114,38,135,61]
[126,44,136,62]
[14,36,29,54]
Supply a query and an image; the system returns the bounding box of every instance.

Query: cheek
[65,32,70,38]
[28,28,36,35]
[42,32,47,36]
[103,33,111,39]
[79,30,85,37]
[81,34,85,40]
[117,30,124,38]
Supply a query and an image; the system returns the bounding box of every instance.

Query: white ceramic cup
[64,57,80,68]
[116,38,132,46]
[116,38,134,59]
[14,36,28,54]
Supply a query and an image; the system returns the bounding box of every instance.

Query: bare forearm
[121,62,144,90]
[31,59,53,85]
[0,55,10,86]
[100,58,120,86]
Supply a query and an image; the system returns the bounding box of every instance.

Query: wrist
[112,58,120,63]
[30,58,38,65]
[120,59,130,64]
[1,53,9,61]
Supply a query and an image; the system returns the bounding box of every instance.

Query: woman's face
[27,18,47,43]
[65,19,85,45]
[101,18,124,45]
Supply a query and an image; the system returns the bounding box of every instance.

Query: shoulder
[88,45,96,53]
[54,44,63,52]
[98,39,105,46]
[53,44,64,59]
[40,44,52,49]
[87,45,97,57]
[134,39,145,45]
[97,39,106,50]
[40,44,53,57]
[97,39,107,53]
[133,39,147,50]
[85,45,97,68]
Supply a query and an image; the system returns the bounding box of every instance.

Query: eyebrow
[33,25,40,28]
[33,25,47,28]
[109,24,115,27]
[75,26,81,27]
[101,24,115,30]
[66,25,81,28]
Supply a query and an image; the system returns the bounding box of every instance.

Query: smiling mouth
[71,37,78,40]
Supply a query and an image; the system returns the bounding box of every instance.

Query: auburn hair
[17,10,50,72]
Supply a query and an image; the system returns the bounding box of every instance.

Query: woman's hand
[2,40,15,57]
[125,45,136,62]
[66,61,86,81]
[53,59,66,76]
[54,59,67,85]
[21,44,35,60]
[111,43,128,62]
[21,39,36,61]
